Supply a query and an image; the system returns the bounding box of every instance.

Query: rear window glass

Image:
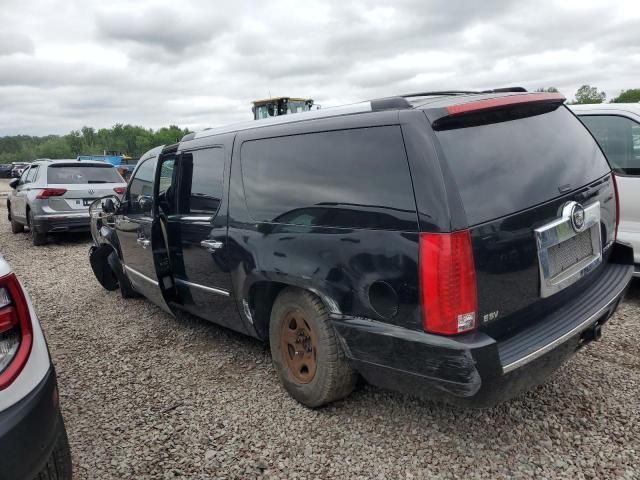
[433,106,610,225]
[240,126,417,231]
[47,164,124,184]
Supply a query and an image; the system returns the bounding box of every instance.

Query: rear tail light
[0,273,33,390]
[419,231,477,335]
[113,187,126,194]
[612,174,620,241]
[36,188,67,199]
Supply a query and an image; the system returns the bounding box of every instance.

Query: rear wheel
[269,288,358,408]
[27,210,47,246]
[35,421,72,480]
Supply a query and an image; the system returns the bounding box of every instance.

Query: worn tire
[269,288,358,408]
[35,422,73,480]
[28,210,47,246]
[107,251,139,298]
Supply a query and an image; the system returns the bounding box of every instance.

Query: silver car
[7,159,126,245]
[570,103,640,277]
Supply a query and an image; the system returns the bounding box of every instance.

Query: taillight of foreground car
[419,231,478,335]
[0,273,33,390]
[113,187,126,194]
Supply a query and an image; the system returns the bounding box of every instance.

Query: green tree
[571,85,606,104]
[611,89,640,103]
[37,136,74,158]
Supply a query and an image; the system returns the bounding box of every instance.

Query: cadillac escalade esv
[88,90,634,408]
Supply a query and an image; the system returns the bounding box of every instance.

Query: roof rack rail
[480,87,528,93]
[400,91,479,98]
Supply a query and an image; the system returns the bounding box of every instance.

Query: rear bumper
[0,368,67,480]
[33,212,90,233]
[333,243,634,407]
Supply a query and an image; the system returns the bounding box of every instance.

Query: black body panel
[334,244,632,406]
[226,111,424,337]
[471,175,616,339]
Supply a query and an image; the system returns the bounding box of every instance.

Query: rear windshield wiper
[88,180,108,183]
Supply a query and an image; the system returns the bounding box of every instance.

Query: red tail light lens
[419,231,477,335]
[113,187,126,194]
[36,188,67,199]
[0,273,33,390]
[612,174,620,241]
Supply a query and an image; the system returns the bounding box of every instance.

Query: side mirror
[103,198,116,214]
[138,195,153,213]
[9,179,18,189]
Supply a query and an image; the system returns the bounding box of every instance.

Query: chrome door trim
[175,278,230,296]
[200,239,224,251]
[124,265,159,286]
[181,216,213,222]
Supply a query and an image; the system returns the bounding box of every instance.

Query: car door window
[178,148,225,216]
[25,166,38,183]
[17,167,30,186]
[127,157,157,215]
[580,115,640,176]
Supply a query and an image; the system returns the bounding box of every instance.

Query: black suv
[89,90,634,408]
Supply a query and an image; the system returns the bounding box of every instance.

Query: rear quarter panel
[226,112,426,337]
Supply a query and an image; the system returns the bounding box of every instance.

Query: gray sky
[1,0,639,136]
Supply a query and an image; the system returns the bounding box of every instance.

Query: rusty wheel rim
[279,309,317,384]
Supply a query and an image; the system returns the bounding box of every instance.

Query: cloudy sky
[0,0,639,136]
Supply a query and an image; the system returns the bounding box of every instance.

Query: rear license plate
[83,198,95,206]
[535,201,602,298]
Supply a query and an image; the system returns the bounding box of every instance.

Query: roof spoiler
[445,92,566,117]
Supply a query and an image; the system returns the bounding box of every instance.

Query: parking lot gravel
[0,200,639,479]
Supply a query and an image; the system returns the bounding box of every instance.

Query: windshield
[254,105,272,119]
[47,165,124,184]
[287,101,309,114]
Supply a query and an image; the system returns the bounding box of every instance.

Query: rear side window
[579,115,640,176]
[178,148,225,215]
[433,106,610,225]
[47,164,124,184]
[240,126,417,231]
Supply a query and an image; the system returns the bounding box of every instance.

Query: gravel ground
[0,201,639,479]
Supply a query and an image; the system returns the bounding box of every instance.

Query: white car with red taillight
[6,159,127,246]
[0,256,72,479]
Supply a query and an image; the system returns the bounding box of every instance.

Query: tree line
[0,124,190,164]
[536,86,640,105]
[1,86,638,164]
